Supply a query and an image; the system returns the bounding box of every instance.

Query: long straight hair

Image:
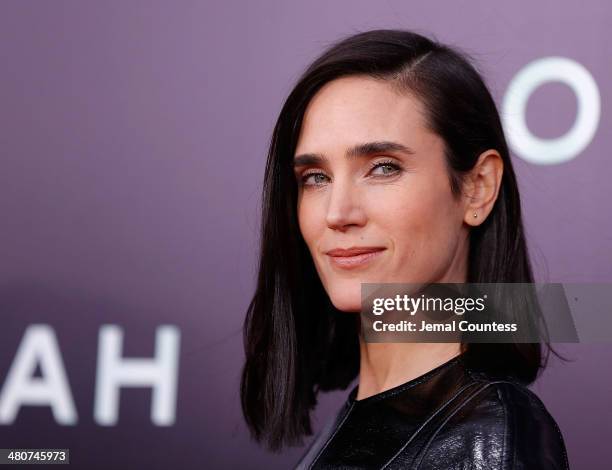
[241,29,560,452]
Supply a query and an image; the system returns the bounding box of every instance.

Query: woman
[241,29,569,469]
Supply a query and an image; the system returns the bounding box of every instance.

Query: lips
[326,247,385,257]
[325,246,386,269]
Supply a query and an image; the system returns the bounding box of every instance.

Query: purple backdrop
[0,1,610,469]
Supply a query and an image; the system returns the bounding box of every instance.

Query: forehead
[295,75,433,154]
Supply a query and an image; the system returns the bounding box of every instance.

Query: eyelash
[299,159,402,187]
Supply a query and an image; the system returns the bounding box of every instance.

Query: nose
[325,176,367,231]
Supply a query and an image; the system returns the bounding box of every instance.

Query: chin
[326,282,363,313]
[330,299,361,313]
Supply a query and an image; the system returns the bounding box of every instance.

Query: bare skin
[293,75,503,400]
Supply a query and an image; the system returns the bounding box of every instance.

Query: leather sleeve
[498,382,570,469]
[416,382,570,470]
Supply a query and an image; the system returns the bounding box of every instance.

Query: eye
[369,160,402,176]
[300,172,329,187]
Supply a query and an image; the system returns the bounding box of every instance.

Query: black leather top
[295,353,569,469]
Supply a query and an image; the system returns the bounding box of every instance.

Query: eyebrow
[293,140,416,168]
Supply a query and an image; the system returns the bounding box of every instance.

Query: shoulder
[493,381,569,469]
[417,379,569,470]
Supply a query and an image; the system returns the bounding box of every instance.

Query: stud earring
[473,212,478,218]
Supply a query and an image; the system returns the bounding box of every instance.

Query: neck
[355,339,462,401]
[354,242,468,401]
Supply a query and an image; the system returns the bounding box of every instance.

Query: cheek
[382,179,460,263]
[297,196,332,287]
[297,195,324,251]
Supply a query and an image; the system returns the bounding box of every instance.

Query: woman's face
[293,75,471,313]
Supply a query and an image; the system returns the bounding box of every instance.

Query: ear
[462,149,504,226]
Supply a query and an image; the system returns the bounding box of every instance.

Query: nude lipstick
[325,246,386,269]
